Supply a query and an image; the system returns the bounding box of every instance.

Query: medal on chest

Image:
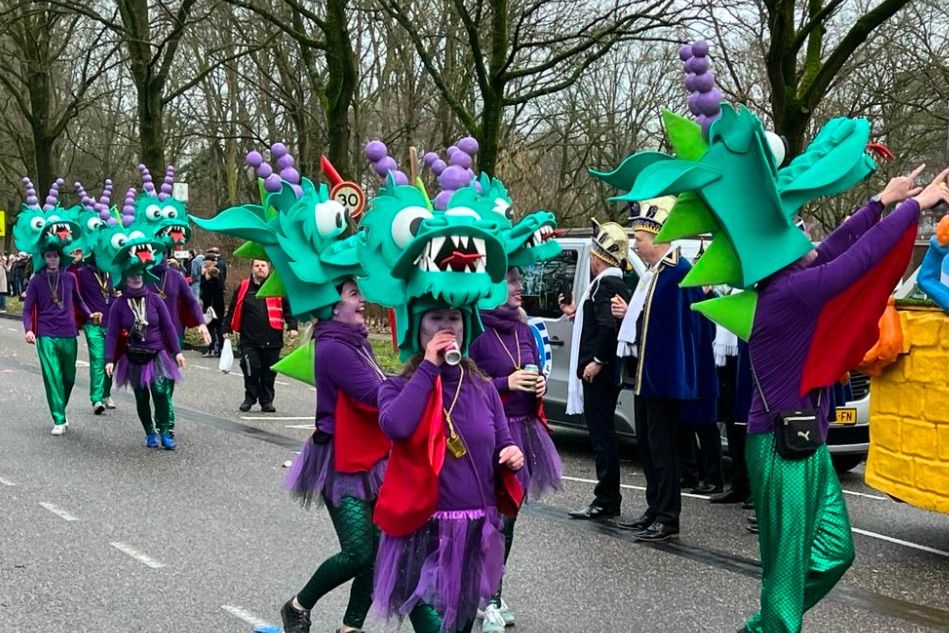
[443,366,468,459]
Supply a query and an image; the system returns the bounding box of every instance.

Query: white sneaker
[481,604,506,633]
[499,598,515,626]
[105,398,116,409]
[93,402,105,415]
[51,424,66,436]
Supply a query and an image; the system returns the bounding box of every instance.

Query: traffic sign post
[330,181,366,221]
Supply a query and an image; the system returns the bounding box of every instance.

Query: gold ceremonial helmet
[628,196,676,235]
[590,219,631,271]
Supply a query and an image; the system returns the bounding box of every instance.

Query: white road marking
[6,327,17,332]
[284,424,314,429]
[110,542,165,568]
[75,360,89,367]
[561,475,711,500]
[275,380,290,386]
[38,502,78,521]
[240,416,311,421]
[851,527,949,558]
[0,476,17,486]
[192,364,210,370]
[841,489,888,501]
[220,605,270,628]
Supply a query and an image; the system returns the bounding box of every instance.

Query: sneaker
[260,403,276,413]
[239,400,253,412]
[633,522,679,542]
[105,398,116,409]
[93,401,105,415]
[499,598,515,626]
[145,433,160,448]
[481,604,506,633]
[160,433,177,451]
[280,598,311,633]
[51,424,66,436]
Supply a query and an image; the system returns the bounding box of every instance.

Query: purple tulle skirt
[114,350,182,390]
[372,508,505,632]
[284,435,387,508]
[508,415,563,500]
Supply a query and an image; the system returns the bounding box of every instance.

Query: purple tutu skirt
[508,415,563,500]
[372,508,505,631]
[284,435,387,508]
[114,350,182,390]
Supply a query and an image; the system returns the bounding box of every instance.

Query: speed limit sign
[331,181,366,221]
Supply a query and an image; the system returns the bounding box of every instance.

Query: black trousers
[724,419,749,495]
[717,357,750,495]
[240,345,280,406]
[634,397,681,526]
[677,423,724,488]
[582,375,622,509]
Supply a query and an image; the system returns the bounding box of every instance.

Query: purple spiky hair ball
[680,40,721,138]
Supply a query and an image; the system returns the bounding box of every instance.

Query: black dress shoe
[742,498,755,510]
[280,598,311,633]
[238,400,253,412]
[260,403,276,413]
[615,512,655,531]
[568,502,620,520]
[746,516,759,534]
[690,483,723,495]
[709,487,749,504]
[633,522,679,542]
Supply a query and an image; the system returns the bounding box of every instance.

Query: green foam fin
[272,341,315,385]
[257,269,287,298]
[682,233,743,287]
[692,290,758,341]
[613,161,721,202]
[234,240,268,260]
[655,192,719,243]
[662,111,708,161]
[589,151,673,191]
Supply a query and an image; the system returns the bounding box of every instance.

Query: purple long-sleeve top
[75,263,115,328]
[22,269,91,337]
[147,262,203,337]
[314,320,385,434]
[748,199,919,439]
[105,287,181,362]
[469,307,540,419]
[379,361,516,512]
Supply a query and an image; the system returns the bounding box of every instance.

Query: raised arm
[813,200,883,265]
[378,361,440,441]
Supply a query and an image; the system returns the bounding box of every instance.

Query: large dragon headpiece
[64,179,118,259]
[191,142,360,320]
[92,187,164,287]
[591,40,879,339]
[13,177,80,266]
[134,164,191,252]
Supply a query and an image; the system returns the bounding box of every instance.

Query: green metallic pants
[36,336,77,426]
[133,377,174,435]
[408,605,472,633]
[83,323,112,404]
[297,496,377,628]
[744,434,855,633]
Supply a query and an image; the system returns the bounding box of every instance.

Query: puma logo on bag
[797,430,811,441]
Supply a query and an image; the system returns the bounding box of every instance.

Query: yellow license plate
[835,407,857,425]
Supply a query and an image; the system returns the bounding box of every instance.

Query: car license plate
[835,407,857,425]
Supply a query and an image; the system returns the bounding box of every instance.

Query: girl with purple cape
[468,267,563,630]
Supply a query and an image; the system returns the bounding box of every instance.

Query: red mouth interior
[169,228,185,241]
[439,251,483,271]
[55,229,71,240]
[136,251,154,263]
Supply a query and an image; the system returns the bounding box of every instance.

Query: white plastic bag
[203,306,217,324]
[219,338,234,373]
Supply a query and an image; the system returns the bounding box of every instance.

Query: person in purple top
[741,168,949,633]
[23,249,102,434]
[371,305,524,633]
[468,267,562,631]
[106,272,185,450]
[75,260,118,414]
[147,258,209,434]
[280,279,388,633]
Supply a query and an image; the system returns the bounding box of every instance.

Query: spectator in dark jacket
[200,259,226,357]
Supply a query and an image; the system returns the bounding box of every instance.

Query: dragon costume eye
[30,217,46,231]
[391,206,433,248]
[493,198,514,220]
[160,205,178,219]
[145,204,162,221]
[111,233,129,249]
[314,200,348,238]
[86,217,105,231]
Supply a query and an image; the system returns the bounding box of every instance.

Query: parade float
[863,215,949,514]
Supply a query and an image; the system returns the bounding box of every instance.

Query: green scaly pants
[83,323,112,404]
[36,336,77,426]
[744,434,855,633]
[408,605,473,633]
[132,377,174,435]
[297,496,378,628]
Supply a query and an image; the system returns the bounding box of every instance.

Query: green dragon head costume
[65,179,118,260]
[134,164,192,253]
[13,177,81,268]
[90,187,164,287]
[590,40,879,339]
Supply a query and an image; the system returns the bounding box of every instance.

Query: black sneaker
[280,599,311,633]
[260,403,276,413]
[633,522,679,542]
[239,400,253,412]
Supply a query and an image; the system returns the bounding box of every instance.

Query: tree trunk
[479,95,503,175]
[138,79,166,172]
[322,0,356,178]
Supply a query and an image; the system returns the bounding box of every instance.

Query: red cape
[334,391,390,474]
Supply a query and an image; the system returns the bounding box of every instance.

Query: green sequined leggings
[744,434,855,633]
[132,377,173,434]
[408,604,473,633]
[297,496,378,628]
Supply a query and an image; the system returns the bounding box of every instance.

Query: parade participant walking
[469,267,562,631]
[224,259,298,412]
[105,262,184,450]
[280,279,388,633]
[608,197,706,541]
[372,304,524,633]
[566,221,631,520]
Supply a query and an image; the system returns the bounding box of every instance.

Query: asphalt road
[1,320,947,633]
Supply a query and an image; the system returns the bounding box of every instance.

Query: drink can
[523,364,539,374]
[444,341,462,366]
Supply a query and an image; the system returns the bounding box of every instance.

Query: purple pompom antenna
[159,167,175,201]
[364,140,409,186]
[43,178,65,211]
[421,136,478,209]
[138,164,157,197]
[122,187,137,227]
[680,40,721,139]
[245,143,303,195]
[22,177,40,209]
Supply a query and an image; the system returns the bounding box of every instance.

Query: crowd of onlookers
[0,252,34,312]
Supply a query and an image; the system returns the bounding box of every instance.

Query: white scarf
[713,325,739,367]
[566,266,623,415]
[616,268,656,358]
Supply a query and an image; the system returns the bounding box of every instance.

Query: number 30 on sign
[331,182,366,221]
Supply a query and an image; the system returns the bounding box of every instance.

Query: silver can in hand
[444,341,462,366]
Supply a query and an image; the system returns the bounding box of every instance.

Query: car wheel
[831,454,865,473]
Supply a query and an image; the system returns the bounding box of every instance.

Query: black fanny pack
[126,345,159,365]
[751,360,823,460]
